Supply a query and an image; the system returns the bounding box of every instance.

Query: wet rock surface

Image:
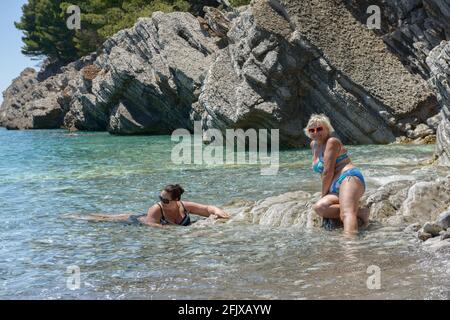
[223,173,450,251]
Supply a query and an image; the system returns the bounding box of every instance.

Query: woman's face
[159,190,175,206]
[308,122,328,141]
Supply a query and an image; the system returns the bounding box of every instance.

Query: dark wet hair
[163,184,185,201]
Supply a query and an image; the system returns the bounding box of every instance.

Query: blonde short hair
[304,113,335,139]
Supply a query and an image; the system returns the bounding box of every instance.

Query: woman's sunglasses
[159,195,171,204]
[308,126,324,134]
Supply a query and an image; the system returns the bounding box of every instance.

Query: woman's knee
[313,200,328,215]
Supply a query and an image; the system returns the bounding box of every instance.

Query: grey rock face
[0,68,39,129]
[343,0,449,79]
[67,12,220,134]
[203,6,235,39]
[435,104,450,165]
[199,0,438,147]
[427,41,450,165]
[362,180,414,222]
[0,56,96,129]
[1,11,220,135]
[426,113,442,130]
[37,58,66,81]
[199,1,312,147]
[423,0,450,39]
[396,176,450,225]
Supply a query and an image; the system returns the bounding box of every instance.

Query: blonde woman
[305,114,369,235]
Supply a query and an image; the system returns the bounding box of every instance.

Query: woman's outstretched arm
[182,201,230,219]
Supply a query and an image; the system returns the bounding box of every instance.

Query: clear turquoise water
[0,128,449,299]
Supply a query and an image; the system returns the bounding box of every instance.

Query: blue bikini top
[312,140,349,174]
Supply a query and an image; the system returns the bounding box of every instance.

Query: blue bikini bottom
[330,168,366,195]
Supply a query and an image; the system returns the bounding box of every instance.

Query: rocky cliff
[343,0,449,79]
[200,0,440,147]
[427,40,450,165]
[0,55,96,129]
[1,0,449,151]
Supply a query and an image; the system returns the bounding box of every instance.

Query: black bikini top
[157,201,191,226]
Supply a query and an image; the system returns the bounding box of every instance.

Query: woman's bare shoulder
[147,204,161,216]
[326,137,343,149]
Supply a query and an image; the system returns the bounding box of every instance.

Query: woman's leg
[63,213,132,221]
[312,194,340,219]
[339,177,365,235]
[312,194,369,221]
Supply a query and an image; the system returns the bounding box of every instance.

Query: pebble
[422,222,443,237]
[418,230,432,241]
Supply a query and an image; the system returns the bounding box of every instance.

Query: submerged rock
[422,222,444,236]
[422,236,450,252]
[418,230,433,241]
[404,223,421,233]
[440,230,450,240]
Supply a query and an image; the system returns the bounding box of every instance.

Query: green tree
[15,0,78,62]
[16,0,251,63]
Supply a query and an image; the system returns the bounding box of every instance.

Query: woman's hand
[210,207,230,219]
